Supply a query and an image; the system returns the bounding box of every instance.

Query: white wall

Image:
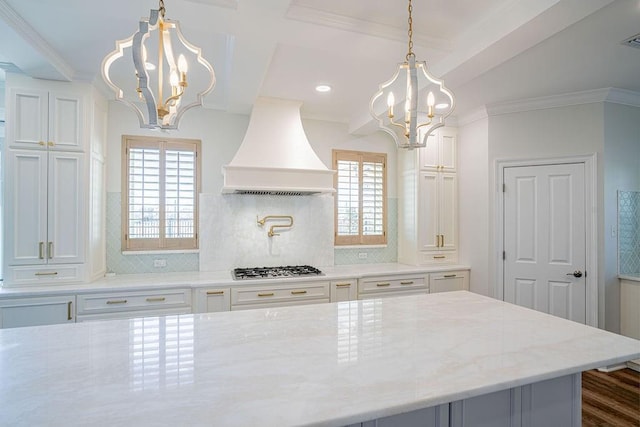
[487,103,605,310]
[603,102,640,332]
[105,102,399,271]
[458,114,489,296]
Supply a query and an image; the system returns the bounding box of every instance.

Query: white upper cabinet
[8,87,84,151]
[418,127,457,172]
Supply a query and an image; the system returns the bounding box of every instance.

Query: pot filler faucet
[257,215,294,237]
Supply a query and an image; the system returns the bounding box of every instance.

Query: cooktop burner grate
[233,265,323,280]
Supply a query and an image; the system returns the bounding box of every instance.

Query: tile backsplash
[106,193,398,274]
[618,190,640,276]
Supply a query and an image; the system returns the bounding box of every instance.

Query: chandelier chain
[159,0,166,18]
[406,0,414,60]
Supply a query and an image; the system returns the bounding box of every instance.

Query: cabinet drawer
[429,270,469,293]
[231,282,330,306]
[4,264,85,287]
[359,275,427,294]
[419,251,458,265]
[77,288,191,315]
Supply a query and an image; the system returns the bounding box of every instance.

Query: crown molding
[486,88,640,116]
[184,0,238,10]
[457,106,489,127]
[286,5,452,52]
[0,0,74,81]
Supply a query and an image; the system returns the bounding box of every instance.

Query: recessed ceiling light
[435,103,450,110]
[315,84,332,93]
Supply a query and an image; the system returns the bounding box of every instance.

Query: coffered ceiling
[1,0,639,130]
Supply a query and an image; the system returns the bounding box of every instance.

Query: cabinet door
[439,173,457,251]
[419,133,439,170]
[195,289,231,313]
[48,152,85,264]
[48,91,84,151]
[439,128,457,172]
[0,295,75,328]
[5,150,48,265]
[8,88,48,148]
[419,171,439,251]
[331,280,357,302]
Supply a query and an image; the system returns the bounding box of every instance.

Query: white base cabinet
[429,270,469,293]
[356,373,579,427]
[76,288,192,322]
[0,295,75,328]
[358,274,428,300]
[194,288,231,313]
[231,281,330,310]
[331,279,357,302]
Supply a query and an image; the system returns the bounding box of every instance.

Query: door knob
[566,270,583,278]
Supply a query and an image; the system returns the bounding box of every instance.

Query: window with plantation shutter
[122,136,201,251]
[333,150,387,246]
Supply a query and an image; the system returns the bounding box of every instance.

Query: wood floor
[582,368,640,426]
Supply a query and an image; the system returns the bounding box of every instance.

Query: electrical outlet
[358,252,368,259]
[153,259,167,268]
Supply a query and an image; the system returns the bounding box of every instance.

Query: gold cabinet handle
[258,292,274,297]
[206,291,224,295]
[433,256,446,259]
[35,271,58,276]
[48,242,53,259]
[106,300,127,305]
[48,141,55,146]
[335,283,351,287]
[146,297,166,302]
[67,301,73,320]
[291,290,307,295]
[443,274,457,278]
[39,141,45,146]
[39,242,44,259]
[441,235,445,247]
[400,281,414,285]
[376,282,391,287]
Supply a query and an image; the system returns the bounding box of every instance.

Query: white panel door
[9,88,47,148]
[48,152,85,264]
[5,150,48,265]
[503,163,586,323]
[439,173,457,251]
[419,171,439,251]
[48,91,83,151]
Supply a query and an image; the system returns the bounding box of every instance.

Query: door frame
[495,154,598,327]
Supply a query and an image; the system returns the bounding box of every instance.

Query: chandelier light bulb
[178,54,188,73]
[387,92,395,116]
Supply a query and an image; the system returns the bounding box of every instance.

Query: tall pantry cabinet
[398,127,458,265]
[2,74,107,286]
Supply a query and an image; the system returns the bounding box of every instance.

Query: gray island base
[1,291,638,426]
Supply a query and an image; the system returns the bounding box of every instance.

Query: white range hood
[222,97,335,195]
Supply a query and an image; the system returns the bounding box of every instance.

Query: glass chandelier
[102,0,216,130]
[370,0,455,149]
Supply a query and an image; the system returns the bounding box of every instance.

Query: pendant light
[102,0,216,130]
[369,0,455,149]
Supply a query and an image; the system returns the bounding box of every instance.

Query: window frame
[121,135,201,251]
[332,149,387,246]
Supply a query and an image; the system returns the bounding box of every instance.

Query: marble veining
[1,292,638,426]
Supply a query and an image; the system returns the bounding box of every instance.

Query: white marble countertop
[1,291,638,426]
[0,263,470,297]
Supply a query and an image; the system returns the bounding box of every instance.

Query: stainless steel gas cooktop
[232,265,323,280]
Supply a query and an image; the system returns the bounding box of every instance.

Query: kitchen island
[1,291,638,426]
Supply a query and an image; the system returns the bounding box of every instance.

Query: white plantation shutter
[333,150,387,245]
[123,137,201,251]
